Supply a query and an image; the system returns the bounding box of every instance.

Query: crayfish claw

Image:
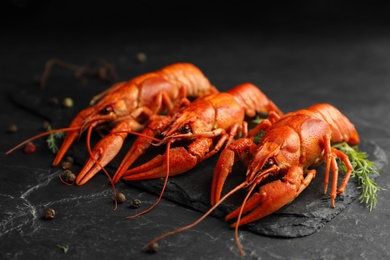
[122,146,198,181]
[227,167,314,227]
[76,132,126,185]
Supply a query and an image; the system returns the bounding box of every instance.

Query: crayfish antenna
[5,126,81,155]
[142,181,248,256]
[233,182,258,256]
[126,141,172,219]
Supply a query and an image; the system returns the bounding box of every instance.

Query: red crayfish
[6,63,218,185]
[211,103,360,225]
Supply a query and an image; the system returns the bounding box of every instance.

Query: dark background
[4,1,390,29]
[1,1,390,259]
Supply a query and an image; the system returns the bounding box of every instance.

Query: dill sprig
[46,125,65,153]
[57,243,69,253]
[252,115,263,124]
[251,116,265,144]
[332,142,381,211]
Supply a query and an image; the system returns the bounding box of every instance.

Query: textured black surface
[2,2,390,259]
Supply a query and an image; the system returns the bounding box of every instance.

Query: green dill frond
[333,142,381,211]
[252,115,263,124]
[46,125,65,153]
[251,116,264,144]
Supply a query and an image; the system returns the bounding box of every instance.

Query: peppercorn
[60,156,74,170]
[24,142,36,154]
[41,121,50,131]
[63,97,73,108]
[61,170,76,183]
[61,161,72,170]
[63,156,74,164]
[130,198,142,208]
[146,242,159,253]
[136,52,147,63]
[115,193,126,204]
[7,124,18,133]
[44,208,55,220]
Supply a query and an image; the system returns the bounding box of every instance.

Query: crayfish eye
[264,158,275,169]
[101,105,113,115]
[178,124,191,134]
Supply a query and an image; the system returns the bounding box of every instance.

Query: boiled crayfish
[6,63,218,185]
[71,62,221,185]
[211,103,360,227]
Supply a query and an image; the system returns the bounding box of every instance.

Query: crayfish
[6,63,218,185]
[211,103,360,225]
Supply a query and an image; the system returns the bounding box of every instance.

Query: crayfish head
[81,90,137,131]
[79,104,117,132]
[161,111,212,143]
[246,141,282,185]
[246,125,302,185]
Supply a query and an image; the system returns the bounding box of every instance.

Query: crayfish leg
[328,147,353,207]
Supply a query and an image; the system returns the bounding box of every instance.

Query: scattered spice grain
[146,242,159,253]
[130,198,142,208]
[61,170,76,183]
[24,142,36,154]
[115,193,126,204]
[7,124,18,133]
[136,52,147,63]
[42,120,50,131]
[63,97,73,108]
[44,208,55,220]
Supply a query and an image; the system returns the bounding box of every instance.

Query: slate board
[10,87,388,238]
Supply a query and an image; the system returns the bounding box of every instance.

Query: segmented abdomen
[160,63,218,98]
[305,103,360,145]
[227,83,283,118]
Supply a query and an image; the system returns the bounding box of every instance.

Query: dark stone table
[1,2,390,259]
